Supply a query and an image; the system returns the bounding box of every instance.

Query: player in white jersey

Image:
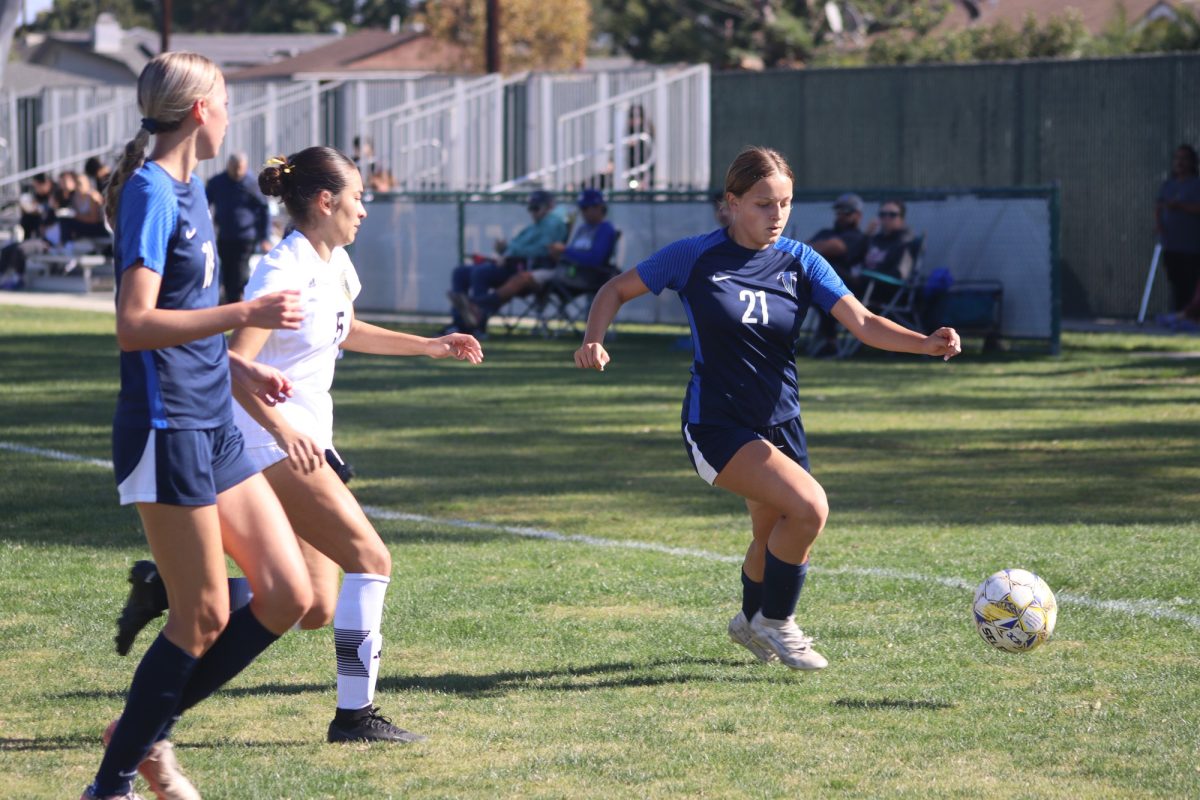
[116,145,482,744]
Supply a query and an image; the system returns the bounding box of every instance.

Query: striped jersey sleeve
[115,170,179,275]
[636,229,725,294]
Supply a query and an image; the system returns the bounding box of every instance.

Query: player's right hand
[247,290,304,330]
[574,342,610,371]
[275,426,325,475]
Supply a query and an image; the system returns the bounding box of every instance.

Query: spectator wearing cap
[807,193,869,355]
[446,189,568,334]
[471,188,619,318]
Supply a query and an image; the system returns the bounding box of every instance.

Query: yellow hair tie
[265,156,292,174]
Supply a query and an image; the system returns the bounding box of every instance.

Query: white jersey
[232,230,362,451]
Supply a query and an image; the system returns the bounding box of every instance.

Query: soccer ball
[972,568,1057,653]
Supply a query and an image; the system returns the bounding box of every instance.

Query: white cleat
[727,611,778,663]
[104,720,202,800]
[749,612,829,670]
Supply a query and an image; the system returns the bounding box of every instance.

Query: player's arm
[342,319,483,363]
[228,326,325,473]
[831,294,961,361]
[575,269,649,371]
[115,264,302,351]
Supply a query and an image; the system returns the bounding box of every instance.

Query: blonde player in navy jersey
[85,53,315,800]
[575,147,961,670]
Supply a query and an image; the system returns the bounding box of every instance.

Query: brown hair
[104,52,222,229]
[258,146,358,226]
[723,146,794,198]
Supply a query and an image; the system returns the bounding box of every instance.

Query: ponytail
[104,128,151,230]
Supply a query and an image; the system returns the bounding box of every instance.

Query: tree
[26,0,154,32]
[600,0,950,69]
[418,0,591,72]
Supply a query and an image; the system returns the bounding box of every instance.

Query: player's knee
[262,575,313,627]
[788,491,828,537]
[360,539,391,577]
[299,595,336,630]
[191,601,230,651]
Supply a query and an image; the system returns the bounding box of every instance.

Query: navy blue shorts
[113,422,257,506]
[682,417,810,485]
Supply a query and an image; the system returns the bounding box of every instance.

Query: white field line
[6,440,1200,632]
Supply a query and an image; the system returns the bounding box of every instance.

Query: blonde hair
[104,52,222,228]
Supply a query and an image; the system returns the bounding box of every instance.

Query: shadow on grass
[0,734,97,751]
[831,697,955,711]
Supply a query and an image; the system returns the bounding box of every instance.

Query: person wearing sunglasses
[806,193,868,355]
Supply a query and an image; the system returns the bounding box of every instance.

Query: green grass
[1,304,1198,799]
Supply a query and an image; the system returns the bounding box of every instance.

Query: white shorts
[243,442,289,474]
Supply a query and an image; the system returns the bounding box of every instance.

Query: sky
[24,0,55,26]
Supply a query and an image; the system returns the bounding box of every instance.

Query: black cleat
[327,706,427,744]
[115,560,168,656]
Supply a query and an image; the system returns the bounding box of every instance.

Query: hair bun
[258,157,288,197]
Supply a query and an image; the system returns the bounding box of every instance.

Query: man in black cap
[807,193,869,355]
[446,189,567,334]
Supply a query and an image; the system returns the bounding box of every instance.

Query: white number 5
[739,289,769,325]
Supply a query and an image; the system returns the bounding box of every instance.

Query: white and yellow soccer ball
[972,568,1058,653]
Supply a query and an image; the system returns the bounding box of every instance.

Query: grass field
[1,304,1198,799]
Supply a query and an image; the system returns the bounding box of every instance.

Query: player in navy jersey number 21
[575,147,961,670]
[83,53,315,800]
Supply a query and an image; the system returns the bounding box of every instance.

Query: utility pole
[485,0,500,73]
[160,0,172,54]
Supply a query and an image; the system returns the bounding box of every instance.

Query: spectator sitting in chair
[807,192,868,355]
[860,199,917,305]
[469,188,617,319]
[446,189,568,334]
[64,173,109,241]
[1,175,63,290]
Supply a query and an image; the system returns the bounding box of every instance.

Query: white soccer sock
[333,572,390,710]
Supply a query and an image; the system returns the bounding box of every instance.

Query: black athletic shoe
[115,560,168,656]
[327,706,427,744]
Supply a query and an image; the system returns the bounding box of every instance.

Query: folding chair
[836,234,925,358]
[500,211,577,335]
[518,229,623,338]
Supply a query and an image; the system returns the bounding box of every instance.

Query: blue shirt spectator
[206,155,270,244]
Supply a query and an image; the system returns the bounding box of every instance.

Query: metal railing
[2,66,713,201]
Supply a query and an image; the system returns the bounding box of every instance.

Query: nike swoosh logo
[184,228,198,239]
[711,274,733,282]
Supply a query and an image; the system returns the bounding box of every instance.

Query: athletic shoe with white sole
[80,789,145,800]
[103,720,201,800]
[748,612,828,670]
[327,706,427,743]
[727,611,778,663]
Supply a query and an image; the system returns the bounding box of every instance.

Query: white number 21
[739,289,769,325]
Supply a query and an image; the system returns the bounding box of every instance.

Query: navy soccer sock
[759,548,809,621]
[90,634,197,796]
[172,605,281,719]
[741,569,763,621]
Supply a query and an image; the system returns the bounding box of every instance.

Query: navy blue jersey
[638,228,849,427]
[113,162,230,430]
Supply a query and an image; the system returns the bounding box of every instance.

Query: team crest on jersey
[776,270,798,298]
[340,269,352,300]
[201,241,215,289]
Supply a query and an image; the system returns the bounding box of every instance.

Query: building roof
[937,0,1198,35]
[2,60,104,93]
[124,28,342,71]
[227,29,467,80]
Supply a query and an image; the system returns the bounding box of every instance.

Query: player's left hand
[429,333,484,364]
[924,327,962,361]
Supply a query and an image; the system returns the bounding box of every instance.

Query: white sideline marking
[0,441,115,469]
[5,440,1200,632]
